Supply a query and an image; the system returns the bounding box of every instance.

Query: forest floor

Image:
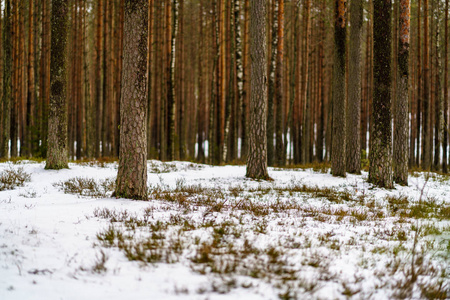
[0,160,449,300]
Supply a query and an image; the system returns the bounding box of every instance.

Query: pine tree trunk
[331,0,347,177]
[346,0,363,174]
[46,0,69,169]
[197,0,205,163]
[317,0,325,162]
[1,0,12,158]
[246,0,269,180]
[394,0,410,185]
[94,0,103,158]
[443,0,448,173]
[300,0,311,164]
[267,0,276,166]
[369,0,393,188]
[115,0,148,200]
[275,0,284,166]
[241,0,249,160]
[422,0,431,169]
[432,11,440,171]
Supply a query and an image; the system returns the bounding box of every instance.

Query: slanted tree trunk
[331,0,347,177]
[1,0,12,158]
[46,0,69,169]
[246,0,269,179]
[369,0,393,188]
[346,0,363,174]
[115,0,148,200]
[394,0,410,185]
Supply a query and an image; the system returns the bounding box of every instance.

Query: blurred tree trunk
[331,0,347,177]
[443,0,448,173]
[1,0,12,158]
[275,0,284,166]
[346,0,363,174]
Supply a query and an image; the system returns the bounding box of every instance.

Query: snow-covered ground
[0,160,449,300]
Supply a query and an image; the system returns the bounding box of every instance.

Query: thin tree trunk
[443,0,448,173]
[275,0,284,166]
[1,0,12,158]
[300,0,311,164]
[241,0,249,160]
[331,0,347,177]
[422,0,431,169]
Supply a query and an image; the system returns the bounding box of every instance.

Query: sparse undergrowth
[92,176,449,299]
[2,160,447,299]
[0,166,31,191]
[54,177,116,198]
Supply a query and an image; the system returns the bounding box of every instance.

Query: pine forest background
[0,0,449,172]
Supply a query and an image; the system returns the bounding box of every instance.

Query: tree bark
[346,0,363,174]
[1,0,12,158]
[275,0,284,166]
[369,0,393,188]
[443,0,448,173]
[115,0,148,200]
[394,0,410,185]
[331,0,347,177]
[422,0,431,169]
[46,0,69,169]
[246,0,269,180]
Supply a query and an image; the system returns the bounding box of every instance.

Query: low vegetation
[89,164,449,299]
[0,166,31,191]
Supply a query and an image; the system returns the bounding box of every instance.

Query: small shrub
[0,167,31,191]
[54,177,115,198]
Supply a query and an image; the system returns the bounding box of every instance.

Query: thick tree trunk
[246,0,269,179]
[115,0,148,200]
[346,0,363,174]
[46,0,69,169]
[331,0,347,177]
[369,0,393,188]
[394,0,410,185]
